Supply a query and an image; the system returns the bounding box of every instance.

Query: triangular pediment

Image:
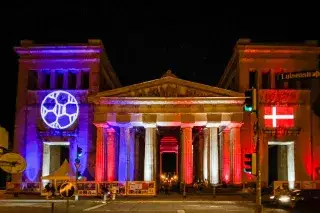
[94,75,243,98]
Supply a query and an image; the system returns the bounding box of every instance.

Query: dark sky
[2,3,320,140]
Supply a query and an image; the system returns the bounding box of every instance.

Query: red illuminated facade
[218,38,320,186]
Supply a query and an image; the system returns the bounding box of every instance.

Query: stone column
[287,143,295,190]
[106,128,116,181]
[229,123,242,184]
[144,124,157,181]
[181,124,193,184]
[222,128,231,183]
[278,145,288,181]
[203,128,209,181]
[118,125,134,181]
[95,124,107,182]
[208,126,219,184]
[134,132,140,180]
[198,131,204,181]
[42,143,50,179]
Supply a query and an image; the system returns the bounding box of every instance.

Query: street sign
[60,182,75,198]
[277,70,320,80]
[0,153,26,174]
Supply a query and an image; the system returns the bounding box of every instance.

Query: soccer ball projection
[40,90,79,129]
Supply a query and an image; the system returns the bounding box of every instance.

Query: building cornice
[93,97,245,105]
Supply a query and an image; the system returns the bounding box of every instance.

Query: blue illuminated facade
[13,40,121,183]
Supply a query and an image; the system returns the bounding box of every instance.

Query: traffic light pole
[254,87,263,213]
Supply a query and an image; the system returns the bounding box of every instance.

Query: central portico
[89,71,245,186]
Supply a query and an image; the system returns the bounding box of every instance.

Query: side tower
[218,39,320,186]
[13,39,121,182]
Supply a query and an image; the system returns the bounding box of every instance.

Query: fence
[6,180,156,197]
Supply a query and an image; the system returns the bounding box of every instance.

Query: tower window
[261,71,271,89]
[27,70,38,90]
[249,70,257,88]
[82,71,89,89]
[68,71,77,89]
[43,71,51,89]
[56,72,64,89]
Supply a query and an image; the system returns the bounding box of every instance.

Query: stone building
[218,38,320,187]
[12,39,320,189]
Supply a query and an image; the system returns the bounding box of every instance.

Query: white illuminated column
[42,143,50,185]
[287,143,295,190]
[144,125,156,181]
[118,126,133,181]
[209,127,219,184]
[203,128,208,181]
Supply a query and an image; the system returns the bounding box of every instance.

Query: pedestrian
[51,184,56,197]
[45,183,52,199]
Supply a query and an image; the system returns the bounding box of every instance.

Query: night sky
[2,4,319,141]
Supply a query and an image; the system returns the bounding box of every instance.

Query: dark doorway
[162,153,176,173]
[268,145,278,186]
[60,146,69,165]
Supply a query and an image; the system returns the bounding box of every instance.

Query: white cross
[264,106,294,128]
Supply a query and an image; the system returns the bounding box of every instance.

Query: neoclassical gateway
[13,39,320,191]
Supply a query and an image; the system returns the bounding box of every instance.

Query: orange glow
[222,130,231,183]
[107,128,116,181]
[95,127,107,181]
[182,127,193,184]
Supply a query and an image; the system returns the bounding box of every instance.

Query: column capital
[227,122,243,129]
[206,122,220,128]
[106,127,116,133]
[143,123,157,128]
[116,123,133,128]
[94,123,108,128]
[181,123,194,128]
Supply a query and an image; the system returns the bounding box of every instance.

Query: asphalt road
[0,200,292,213]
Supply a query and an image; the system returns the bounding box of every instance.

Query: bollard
[74,195,79,201]
[66,199,69,213]
[213,185,216,198]
[103,193,107,203]
[255,204,263,213]
[51,202,54,213]
[183,183,186,198]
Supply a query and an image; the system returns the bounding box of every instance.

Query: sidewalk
[0,192,254,203]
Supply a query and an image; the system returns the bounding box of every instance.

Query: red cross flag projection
[264,106,294,128]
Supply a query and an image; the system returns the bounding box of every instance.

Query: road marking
[83,203,107,211]
[177,210,185,213]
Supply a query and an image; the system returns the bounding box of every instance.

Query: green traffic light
[244,105,253,112]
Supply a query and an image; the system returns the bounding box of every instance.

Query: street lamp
[74,145,82,201]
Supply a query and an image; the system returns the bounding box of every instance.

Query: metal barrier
[0,199,70,213]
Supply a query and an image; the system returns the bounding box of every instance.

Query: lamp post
[74,145,82,201]
[254,87,263,213]
[74,160,80,201]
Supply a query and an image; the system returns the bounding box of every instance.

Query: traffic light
[244,89,257,112]
[77,171,82,180]
[77,145,83,158]
[244,153,257,175]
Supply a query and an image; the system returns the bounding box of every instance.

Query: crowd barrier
[6,180,156,196]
